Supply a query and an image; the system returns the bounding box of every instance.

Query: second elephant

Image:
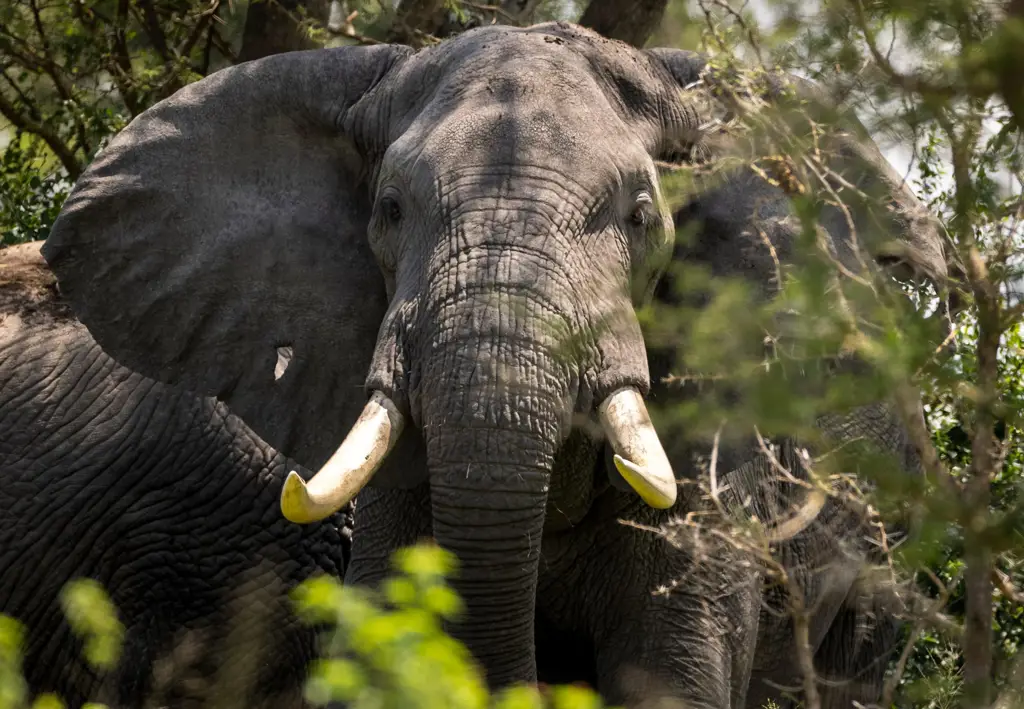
[0,242,351,708]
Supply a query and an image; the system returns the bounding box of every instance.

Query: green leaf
[59,579,124,671]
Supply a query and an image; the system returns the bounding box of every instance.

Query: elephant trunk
[427,429,553,686]
[418,312,573,687]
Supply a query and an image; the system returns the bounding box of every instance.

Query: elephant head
[42,21,949,689]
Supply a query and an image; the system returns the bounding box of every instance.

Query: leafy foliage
[0,0,244,242]
[893,116,1024,708]
[0,580,122,709]
[644,3,1024,706]
[0,551,613,709]
[59,579,125,672]
[0,134,70,244]
[293,543,614,709]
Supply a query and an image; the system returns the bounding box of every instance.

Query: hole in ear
[274,346,294,381]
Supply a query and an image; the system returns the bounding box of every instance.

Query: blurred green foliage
[0,616,30,709]
[293,543,614,709]
[0,549,613,709]
[59,579,125,673]
[0,580,123,709]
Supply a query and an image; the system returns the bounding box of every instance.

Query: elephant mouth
[279,386,677,524]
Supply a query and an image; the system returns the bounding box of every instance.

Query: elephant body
[0,243,350,708]
[29,21,949,709]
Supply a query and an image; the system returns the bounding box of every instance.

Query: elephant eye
[379,196,402,225]
[630,192,654,227]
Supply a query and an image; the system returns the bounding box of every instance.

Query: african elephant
[0,242,351,708]
[38,21,950,708]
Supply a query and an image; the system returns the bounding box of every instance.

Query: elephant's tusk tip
[280,470,327,525]
[613,454,677,509]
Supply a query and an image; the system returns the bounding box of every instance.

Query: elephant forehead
[386,94,649,200]
[427,105,628,170]
[378,23,671,155]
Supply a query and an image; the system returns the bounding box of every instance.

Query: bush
[293,543,613,709]
[0,546,614,709]
[0,579,123,709]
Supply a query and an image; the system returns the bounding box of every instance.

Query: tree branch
[788,583,822,709]
[110,0,143,115]
[0,69,43,121]
[26,0,93,155]
[68,0,142,117]
[200,19,216,74]
[209,26,239,62]
[0,23,75,98]
[239,0,325,61]
[882,569,957,707]
[848,0,960,103]
[145,0,223,101]
[463,0,541,26]
[175,0,222,59]
[892,381,963,500]
[135,0,172,62]
[938,103,998,709]
[0,90,82,179]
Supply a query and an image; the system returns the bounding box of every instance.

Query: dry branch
[0,89,82,178]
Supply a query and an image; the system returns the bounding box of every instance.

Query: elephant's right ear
[43,45,414,469]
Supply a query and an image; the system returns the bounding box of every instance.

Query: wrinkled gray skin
[41,22,949,708]
[0,243,349,708]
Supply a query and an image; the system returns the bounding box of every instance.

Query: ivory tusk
[762,488,828,543]
[280,390,404,524]
[598,387,678,509]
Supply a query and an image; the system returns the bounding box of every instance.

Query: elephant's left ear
[43,45,412,470]
[644,48,952,290]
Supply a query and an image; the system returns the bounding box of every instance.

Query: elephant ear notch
[43,45,412,469]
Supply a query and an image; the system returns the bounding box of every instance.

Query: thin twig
[880,568,957,706]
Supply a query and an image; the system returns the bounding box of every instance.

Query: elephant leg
[535,608,599,688]
[345,482,433,587]
[746,592,899,709]
[813,591,901,709]
[744,579,896,709]
[594,579,760,709]
[569,508,761,709]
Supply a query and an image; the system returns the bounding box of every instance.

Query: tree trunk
[577,0,669,47]
[1000,0,1024,133]
[386,0,447,45]
[239,0,329,61]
